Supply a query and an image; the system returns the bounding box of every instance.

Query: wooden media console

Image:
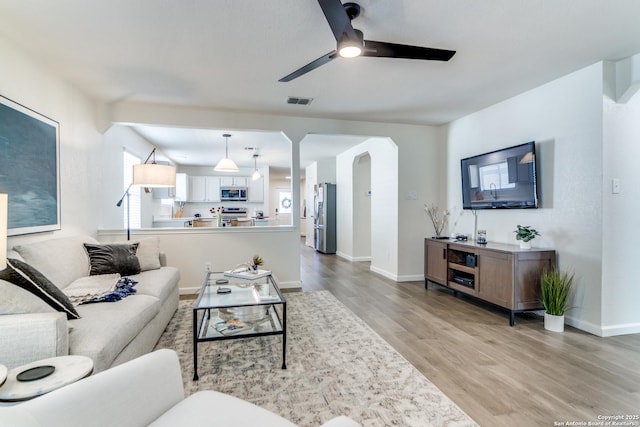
[424,238,556,326]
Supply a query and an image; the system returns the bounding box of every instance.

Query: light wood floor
[299,240,640,427]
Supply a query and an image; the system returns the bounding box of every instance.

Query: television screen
[461,141,538,209]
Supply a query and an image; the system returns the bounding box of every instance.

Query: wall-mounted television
[461,141,538,210]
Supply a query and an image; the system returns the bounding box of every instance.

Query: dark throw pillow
[0,258,80,320]
[83,243,141,276]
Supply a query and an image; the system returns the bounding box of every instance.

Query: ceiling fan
[279,0,456,82]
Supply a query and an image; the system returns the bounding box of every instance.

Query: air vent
[286,96,313,106]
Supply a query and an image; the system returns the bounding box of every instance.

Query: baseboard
[277,280,302,290]
[396,274,424,282]
[179,287,200,295]
[336,251,371,262]
[369,265,398,281]
[600,323,640,337]
[564,315,640,337]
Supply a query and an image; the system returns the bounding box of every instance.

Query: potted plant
[514,225,540,249]
[250,255,263,272]
[540,268,574,332]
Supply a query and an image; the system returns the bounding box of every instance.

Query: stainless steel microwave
[220,187,248,201]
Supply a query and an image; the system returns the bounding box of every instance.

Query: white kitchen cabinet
[205,176,221,202]
[152,162,177,199]
[188,176,206,202]
[152,186,175,199]
[248,176,264,202]
[174,173,188,201]
[188,175,221,202]
[219,176,248,187]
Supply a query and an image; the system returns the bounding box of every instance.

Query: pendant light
[251,154,261,180]
[214,133,239,172]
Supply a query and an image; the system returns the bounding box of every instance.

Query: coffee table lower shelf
[192,303,286,381]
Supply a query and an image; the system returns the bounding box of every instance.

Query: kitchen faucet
[489,183,497,199]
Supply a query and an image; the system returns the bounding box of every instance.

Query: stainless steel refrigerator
[314,183,336,254]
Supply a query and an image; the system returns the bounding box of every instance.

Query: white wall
[315,158,337,184]
[446,63,605,334]
[352,154,371,260]
[1,35,102,249]
[397,125,447,279]
[602,93,640,335]
[336,138,398,278]
[304,162,317,248]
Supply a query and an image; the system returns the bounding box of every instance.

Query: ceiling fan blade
[279,50,339,82]
[318,0,359,42]
[362,40,456,61]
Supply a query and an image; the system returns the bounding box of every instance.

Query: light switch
[612,178,621,194]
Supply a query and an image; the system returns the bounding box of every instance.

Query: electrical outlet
[205,262,212,272]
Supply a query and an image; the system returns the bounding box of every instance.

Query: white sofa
[0,235,179,373]
[0,349,360,427]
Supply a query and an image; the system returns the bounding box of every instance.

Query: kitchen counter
[152,218,192,228]
[152,216,271,228]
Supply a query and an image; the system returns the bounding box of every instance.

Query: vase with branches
[424,204,450,238]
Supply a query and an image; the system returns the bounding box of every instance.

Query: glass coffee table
[192,271,286,380]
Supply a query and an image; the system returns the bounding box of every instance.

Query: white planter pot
[519,240,531,249]
[544,313,565,332]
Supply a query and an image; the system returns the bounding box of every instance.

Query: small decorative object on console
[424,204,450,238]
[514,225,540,249]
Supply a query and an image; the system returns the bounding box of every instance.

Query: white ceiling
[2,0,640,168]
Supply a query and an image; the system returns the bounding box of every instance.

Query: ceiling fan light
[338,30,363,58]
[214,157,239,172]
[339,45,362,58]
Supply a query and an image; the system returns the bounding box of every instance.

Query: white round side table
[0,355,94,402]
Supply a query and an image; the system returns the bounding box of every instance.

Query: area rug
[155,291,478,427]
